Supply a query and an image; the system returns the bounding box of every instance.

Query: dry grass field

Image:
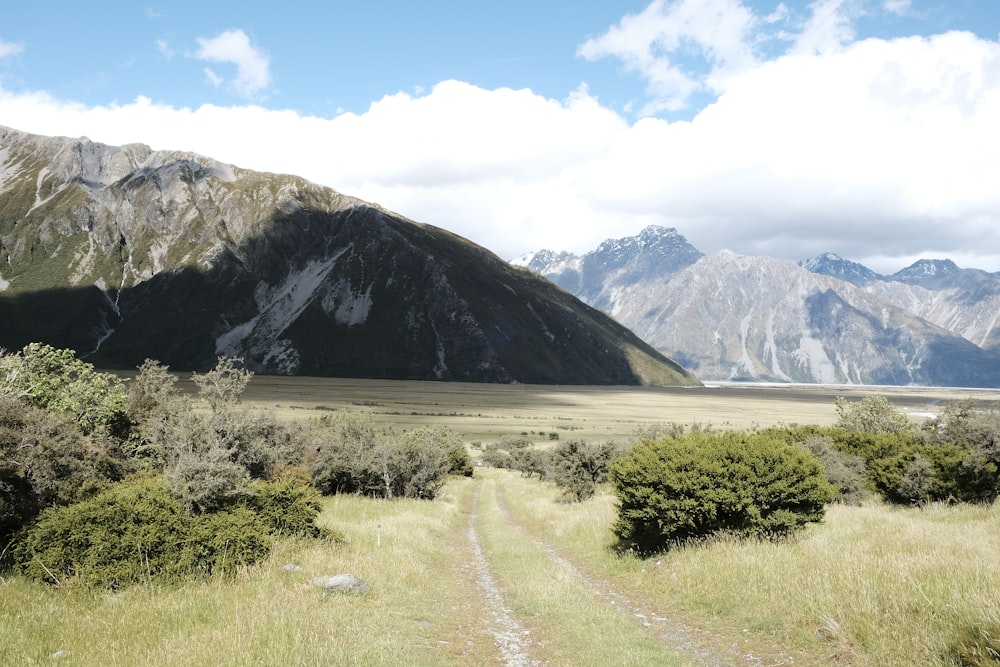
[6,376,1000,666]
[232,375,1000,442]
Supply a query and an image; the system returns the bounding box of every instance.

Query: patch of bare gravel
[492,485,794,667]
[467,484,543,667]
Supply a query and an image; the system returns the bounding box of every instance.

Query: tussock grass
[492,468,1000,667]
[0,480,500,666]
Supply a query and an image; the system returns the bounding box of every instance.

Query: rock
[280,563,303,572]
[312,573,370,594]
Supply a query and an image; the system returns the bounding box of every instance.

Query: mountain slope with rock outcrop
[0,126,697,386]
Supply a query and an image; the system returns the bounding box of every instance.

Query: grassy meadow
[4,379,1000,665]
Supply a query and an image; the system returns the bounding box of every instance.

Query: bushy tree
[126,357,286,511]
[548,440,620,501]
[307,415,461,499]
[0,343,131,439]
[610,431,834,553]
[835,395,914,435]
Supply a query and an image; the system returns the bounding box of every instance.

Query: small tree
[307,415,459,499]
[610,431,833,553]
[548,440,619,501]
[0,343,131,439]
[835,395,914,435]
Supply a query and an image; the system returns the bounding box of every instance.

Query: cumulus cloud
[191,29,271,99]
[2,5,1000,274]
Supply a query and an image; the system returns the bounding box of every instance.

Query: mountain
[0,126,697,386]
[513,226,703,313]
[522,228,1000,387]
[798,252,883,287]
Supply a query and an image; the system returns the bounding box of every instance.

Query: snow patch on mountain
[793,333,839,384]
[216,249,348,357]
[325,280,374,326]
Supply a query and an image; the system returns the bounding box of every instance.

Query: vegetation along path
[481,472,796,667]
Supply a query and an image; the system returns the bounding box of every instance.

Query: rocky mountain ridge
[0,126,697,386]
[518,226,1000,387]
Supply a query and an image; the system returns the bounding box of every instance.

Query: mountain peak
[800,252,881,287]
[892,259,962,288]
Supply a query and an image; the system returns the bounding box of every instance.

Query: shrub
[308,415,459,499]
[799,436,871,505]
[446,444,474,477]
[0,396,129,547]
[926,400,1000,502]
[244,475,326,537]
[609,431,834,553]
[0,343,131,439]
[835,394,914,435]
[11,475,274,588]
[548,440,620,501]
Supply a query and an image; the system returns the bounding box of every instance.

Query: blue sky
[2,0,1000,272]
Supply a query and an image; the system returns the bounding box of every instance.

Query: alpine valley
[0,126,696,386]
[514,226,1000,387]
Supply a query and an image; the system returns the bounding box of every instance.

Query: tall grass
[0,480,498,666]
[493,468,1000,667]
[472,476,695,666]
[4,468,997,666]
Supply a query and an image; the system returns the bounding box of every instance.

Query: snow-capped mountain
[521,228,1000,387]
[798,252,883,287]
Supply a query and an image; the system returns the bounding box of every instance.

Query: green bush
[609,431,834,553]
[244,475,324,537]
[11,475,273,588]
[307,416,459,499]
[548,440,620,501]
[447,444,474,477]
[0,396,129,547]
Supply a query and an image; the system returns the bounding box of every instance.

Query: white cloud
[156,39,174,61]
[203,67,223,88]
[790,0,863,56]
[191,29,271,99]
[0,38,24,59]
[2,15,1000,274]
[883,0,911,15]
[577,0,760,113]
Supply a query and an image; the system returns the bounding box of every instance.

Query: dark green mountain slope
[0,126,697,386]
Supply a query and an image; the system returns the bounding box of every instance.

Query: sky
[2,0,1000,274]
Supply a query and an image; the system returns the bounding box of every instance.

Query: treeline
[0,344,471,588]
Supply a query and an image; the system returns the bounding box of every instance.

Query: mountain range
[0,126,696,386]
[515,227,1000,387]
